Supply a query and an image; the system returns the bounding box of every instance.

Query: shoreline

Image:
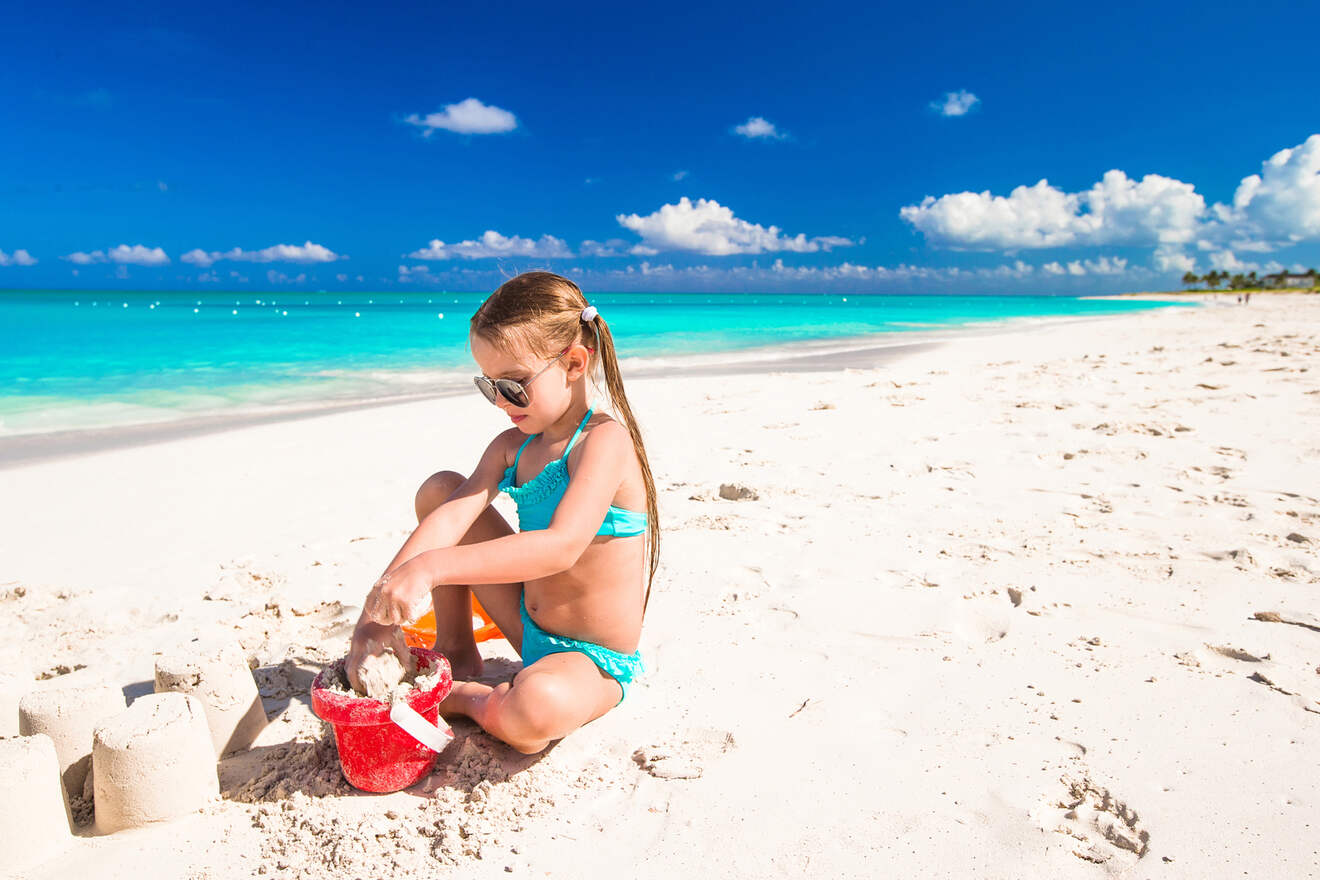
[0,304,1188,468]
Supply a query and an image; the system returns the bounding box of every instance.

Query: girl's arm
[364,419,636,625]
[374,429,519,577]
[350,429,515,639]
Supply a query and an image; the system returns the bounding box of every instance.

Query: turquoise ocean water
[0,290,1185,437]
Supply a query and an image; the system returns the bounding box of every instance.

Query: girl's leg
[414,471,525,678]
[444,652,623,754]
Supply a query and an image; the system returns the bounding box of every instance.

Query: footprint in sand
[1052,774,1150,866]
[632,727,736,780]
[1191,639,1320,716]
[950,601,1013,644]
[718,483,759,501]
[1203,547,1256,569]
[1253,609,1320,633]
[1206,643,1268,663]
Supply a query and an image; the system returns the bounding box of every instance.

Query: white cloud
[900,134,1320,274]
[1051,256,1130,276]
[579,238,630,257]
[266,270,307,284]
[672,170,689,181]
[0,249,37,266]
[407,230,572,260]
[336,273,348,282]
[114,264,129,279]
[756,256,1128,283]
[62,244,170,265]
[901,180,1082,249]
[109,244,169,265]
[181,241,342,267]
[931,90,980,117]
[1085,256,1128,274]
[616,197,855,256]
[764,259,955,282]
[1154,246,1197,273]
[1207,250,1259,272]
[404,97,517,136]
[979,259,1036,279]
[1220,134,1320,247]
[734,117,785,140]
[392,256,1151,292]
[900,171,1204,252]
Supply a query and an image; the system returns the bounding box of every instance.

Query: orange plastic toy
[401,597,503,649]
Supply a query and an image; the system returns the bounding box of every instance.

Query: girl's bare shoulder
[584,411,631,445]
[572,413,637,473]
[491,426,527,469]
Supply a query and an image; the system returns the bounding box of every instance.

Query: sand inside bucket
[326,649,440,703]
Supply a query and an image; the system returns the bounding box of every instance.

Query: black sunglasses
[473,348,568,407]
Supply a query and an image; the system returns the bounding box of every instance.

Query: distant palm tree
[1203,270,1221,289]
[1182,271,1199,288]
[1230,273,1246,290]
[1247,270,1258,287]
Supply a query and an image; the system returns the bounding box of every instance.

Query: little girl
[347,271,659,754]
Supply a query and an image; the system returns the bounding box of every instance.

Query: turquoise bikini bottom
[519,596,644,703]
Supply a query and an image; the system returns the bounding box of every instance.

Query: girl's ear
[564,342,593,380]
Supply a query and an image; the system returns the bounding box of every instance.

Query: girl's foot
[438,679,493,720]
[434,639,483,681]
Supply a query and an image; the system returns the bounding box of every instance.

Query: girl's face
[470,332,588,433]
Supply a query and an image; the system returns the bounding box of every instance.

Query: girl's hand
[363,559,435,626]
[346,621,411,695]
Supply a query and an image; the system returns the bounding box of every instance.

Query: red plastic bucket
[311,647,454,793]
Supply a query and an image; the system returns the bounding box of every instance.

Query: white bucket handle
[389,700,455,754]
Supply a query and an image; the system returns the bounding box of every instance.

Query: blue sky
[3,0,1319,294]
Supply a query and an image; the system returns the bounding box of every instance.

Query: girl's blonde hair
[470,271,660,606]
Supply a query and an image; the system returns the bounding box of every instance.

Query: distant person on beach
[347,272,658,753]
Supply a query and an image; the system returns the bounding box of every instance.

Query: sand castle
[92,692,220,834]
[153,639,268,756]
[18,683,126,799]
[0,733,75,873]
[2,639,269,866]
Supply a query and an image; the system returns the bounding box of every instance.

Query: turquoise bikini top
[498,407,648,537]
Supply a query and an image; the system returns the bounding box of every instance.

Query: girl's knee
[498,672,578,751]
[415,469,465,520]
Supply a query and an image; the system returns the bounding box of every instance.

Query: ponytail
[584,311,660,609]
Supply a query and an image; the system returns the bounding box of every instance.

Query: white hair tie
[580,305,598,322]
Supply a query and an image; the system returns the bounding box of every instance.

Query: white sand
[353,648,411,700]
[1,293,1317,878]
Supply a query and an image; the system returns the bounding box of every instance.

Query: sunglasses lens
[495,380,530,408]
[474,377,497,404]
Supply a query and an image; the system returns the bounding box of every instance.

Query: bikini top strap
[512,432,536,470]
[560,407,595,461]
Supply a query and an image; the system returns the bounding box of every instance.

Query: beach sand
[2,293,1317,878]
